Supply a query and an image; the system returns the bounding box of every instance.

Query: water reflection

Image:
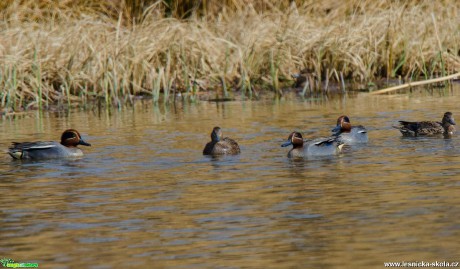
[1,86,460,267]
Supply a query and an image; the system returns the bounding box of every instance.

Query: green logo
[0,258,38,268]
[0,259,14,267]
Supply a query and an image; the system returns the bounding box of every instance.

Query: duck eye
[293,133,302,141]
[62,132,77,140]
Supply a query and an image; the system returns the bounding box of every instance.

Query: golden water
[1,87,459,268]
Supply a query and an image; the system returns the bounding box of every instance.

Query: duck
[203,127,240,155]
[8,129,91,160]
[332,115,368,144]
[393,112,455,137]
[281,131,344,158]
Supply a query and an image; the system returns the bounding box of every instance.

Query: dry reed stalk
[0,0,459,109]
[369,72,460,95]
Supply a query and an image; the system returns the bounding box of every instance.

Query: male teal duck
[281,132,344,158]
[8,129,91,160]
[332,115,368,144]
[203,127,240,155]
[393,112,455,137]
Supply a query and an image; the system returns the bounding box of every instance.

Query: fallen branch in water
[369,72,460,95]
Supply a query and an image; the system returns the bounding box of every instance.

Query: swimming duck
[393,112,455,137]
[8,129,91,160]
[203,127,240,155]
[281,131,344,158]
[332,115,368,144]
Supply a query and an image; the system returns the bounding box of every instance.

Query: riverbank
[0,0,459,110]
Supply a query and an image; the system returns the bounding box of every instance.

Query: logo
[0,258,38,268]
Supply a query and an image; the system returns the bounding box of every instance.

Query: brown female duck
[393,112,455,137]
[203,127,240,155]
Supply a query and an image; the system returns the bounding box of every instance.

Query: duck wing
[9,141,56,151]
[221,137,241,154]
[395,121,443,136]
[8,141,57,159]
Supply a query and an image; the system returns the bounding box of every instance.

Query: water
[1,87,460,268]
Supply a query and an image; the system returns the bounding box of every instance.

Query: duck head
[442,112,456,135]
[211,126,223,142]
[60,129,91,147]
[281,132,304,148]
[332,115,352,133]
[442,112,456,126]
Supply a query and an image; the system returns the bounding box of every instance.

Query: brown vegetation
[0,0,459,110]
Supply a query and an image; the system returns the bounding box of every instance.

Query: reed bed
[0,0,459,110]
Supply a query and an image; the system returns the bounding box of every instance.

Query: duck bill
[449,119,456,125]
[332,125,341,133]
[78,139,91,146]
[281,141,292,147]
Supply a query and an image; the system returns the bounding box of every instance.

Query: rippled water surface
[1,87,460,268]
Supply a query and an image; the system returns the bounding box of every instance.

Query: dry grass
[0,0,459,110]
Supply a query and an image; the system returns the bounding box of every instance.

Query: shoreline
[1,79,457,115]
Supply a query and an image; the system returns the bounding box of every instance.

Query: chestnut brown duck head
[332,115,368,144]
